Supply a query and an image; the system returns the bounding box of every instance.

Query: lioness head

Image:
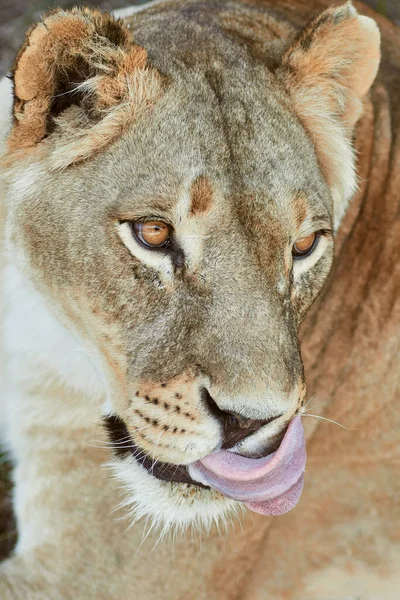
[2,1,380,530]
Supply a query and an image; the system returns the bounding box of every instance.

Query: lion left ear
[7,7,162,170]
[278,2,380,228]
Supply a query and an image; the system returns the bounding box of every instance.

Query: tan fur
[7,8,163,168]
[49,67,162,170]
[0,1,399,599]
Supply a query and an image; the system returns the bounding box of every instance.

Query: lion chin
[111,456,243,535]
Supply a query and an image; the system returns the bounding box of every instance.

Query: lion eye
[292,233,317,258]
[133,220,171,248]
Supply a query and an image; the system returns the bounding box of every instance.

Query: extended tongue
[188,416,306,514]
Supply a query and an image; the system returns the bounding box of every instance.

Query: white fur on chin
[110,455,244,536]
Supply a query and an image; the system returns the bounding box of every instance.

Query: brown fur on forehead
[190,175,214,216]
[7,7,162,166]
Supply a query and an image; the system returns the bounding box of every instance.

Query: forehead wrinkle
[112,171,186,221]
[290,192,309,229]
[289,192,331,236]
[232,193,287,287]
[173,171,198,223]
[171,172,209,272]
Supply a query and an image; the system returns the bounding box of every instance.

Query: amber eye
[133,220,171,248]
[292,232,317,258]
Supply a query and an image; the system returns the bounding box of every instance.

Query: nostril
[201,387,283,449]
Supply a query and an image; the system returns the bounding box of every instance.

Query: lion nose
[201,388,283,449]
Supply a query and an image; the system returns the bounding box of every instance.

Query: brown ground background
[0,0,399,563]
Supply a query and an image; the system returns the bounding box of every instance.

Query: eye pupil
[134,220,170,248]
[293,233,317,257]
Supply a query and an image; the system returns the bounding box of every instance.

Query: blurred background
[0,0,399,563]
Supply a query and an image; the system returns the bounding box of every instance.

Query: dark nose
[201,388,283,449]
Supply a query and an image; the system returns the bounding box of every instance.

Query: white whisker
[299,401,329,414]
[302,394,316,411]
[301,413,353,431]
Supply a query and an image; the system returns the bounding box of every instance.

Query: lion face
[2,2,380,528]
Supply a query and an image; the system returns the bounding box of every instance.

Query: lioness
[0,0,399,598]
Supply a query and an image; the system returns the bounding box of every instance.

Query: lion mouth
[104,415,306,516]
[188,416,306,516]
[103,414,208,487]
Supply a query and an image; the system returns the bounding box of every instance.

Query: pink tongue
[188,416,306,516]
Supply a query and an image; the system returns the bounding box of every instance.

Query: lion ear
[279,2,380,228]
[8,8,162,169]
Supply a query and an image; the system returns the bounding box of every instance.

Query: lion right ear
[8,8,162,169]
[278,2,380,228]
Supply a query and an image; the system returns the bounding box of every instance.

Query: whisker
[85,443,134,450]
[150,429,167,472]
[85,441,121,449]
[299,401,329,414]
[301,413,353,431]
[85,434,134,450]
[302,394,316,411]
[132,424,152,433]
[112,436,134,443]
